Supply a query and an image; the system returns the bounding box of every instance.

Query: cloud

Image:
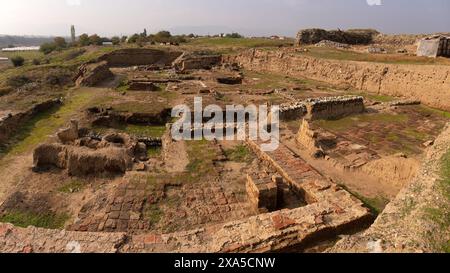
[66,0,81,6]
[366,0,382,6]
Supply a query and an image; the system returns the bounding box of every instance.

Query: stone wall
[305,96,365,120]
[279,102,307,121]
[226,49,450,111]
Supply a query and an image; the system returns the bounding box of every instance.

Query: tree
[79,33,90,46]
[11,56,25,67]
[88,34,102,45]
[127,34,140,44]
[142,28,147,37]
[40,42,57,54]
[155,31,171,39]
[225,32,243,38]
[111,36,121,45]
[54,37,67,48]
[120,36,128,43]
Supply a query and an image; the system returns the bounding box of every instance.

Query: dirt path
[164,140,189,173]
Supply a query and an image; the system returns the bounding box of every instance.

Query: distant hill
[0,35,54,49]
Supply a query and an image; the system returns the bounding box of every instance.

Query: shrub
[88,34,102,46]
[7,75,32,88]
[79,33,90,46]
[53,37,67,48]
[225,33,243,38]
[40,42,57,54]
[32,58,41,65]
[111,36,121,45]
[10,56,25,67]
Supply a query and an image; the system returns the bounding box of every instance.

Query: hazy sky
[1,0,449,37]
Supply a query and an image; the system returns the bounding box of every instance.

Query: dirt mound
[98,48,183,67]
[296,29,374,46]
[33,143,68,169]
[75,61,114,87]
[67,147,132,176]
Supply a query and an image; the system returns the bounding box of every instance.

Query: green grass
[224,144,253,163]
[108,101,168,115]
[58,179,86,193]
[338,184,389,215]
[350,92,395,102]
[94,124,167,138]
[297,46,450,66]
[0,210,69,229]
[315,113,408,132]
[143,204,163,227]
[417,106,450,119]
[0,90,97,156]
[185,139,219,180]
[187,37,293,53]
[422,149,450,252]
[147,146,162,158]
[0,51,44,65]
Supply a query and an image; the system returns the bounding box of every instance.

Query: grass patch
[185,139,219,180]
[315,113,408,132]
[94,124,167,138]
[417,106,450,119]
[58,179,86,193]
[143,204,163,227]
[0,210,69,229]
[124,124,166,138]
[0,89,97,156]
[297,46,450,66]
[422,149,450,252]
[338,184,389,215]
[147,146,162,158]
[116,80,130,92]
[224,144,253,163]
[187,37,293,53]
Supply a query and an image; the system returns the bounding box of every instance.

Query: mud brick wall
[305,96,365,120]
[246,174,278,211]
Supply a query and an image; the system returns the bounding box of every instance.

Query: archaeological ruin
[0,29,449,255]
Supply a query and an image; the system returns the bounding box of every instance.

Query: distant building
[2,46,39,52]
[417,35,450,58]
